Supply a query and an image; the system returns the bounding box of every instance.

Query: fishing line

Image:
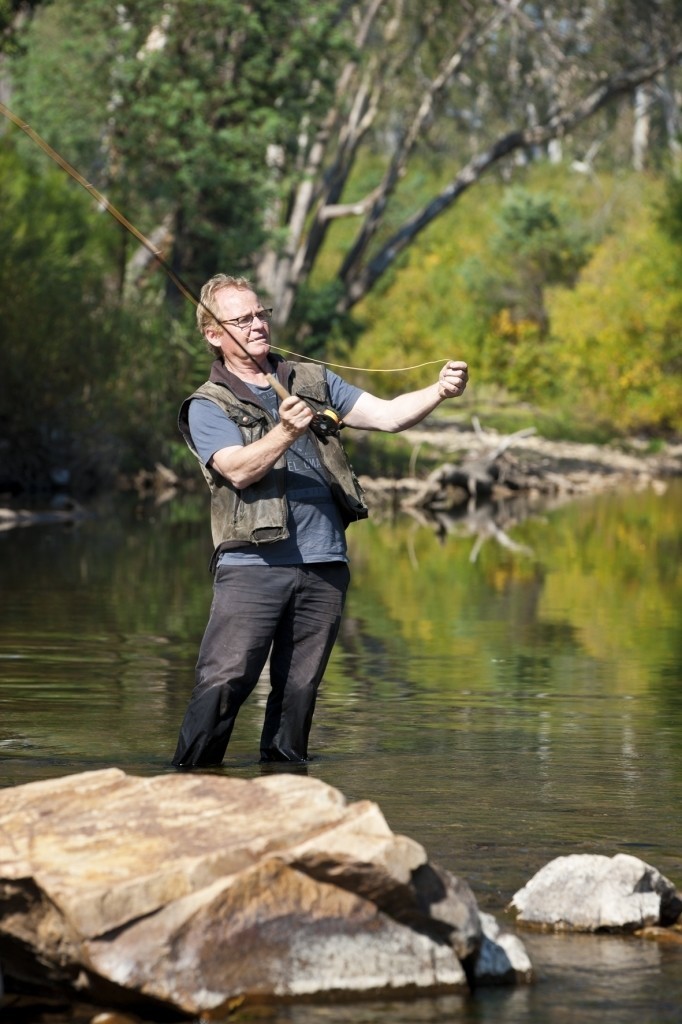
[270,347,443,372]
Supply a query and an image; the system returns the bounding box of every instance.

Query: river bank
[1,425,681,530]
[351,421,682,526]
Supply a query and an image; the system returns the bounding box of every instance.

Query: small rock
[475,911,534,983]
[510,853,682,932]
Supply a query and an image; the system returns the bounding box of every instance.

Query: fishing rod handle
[266,374,291,401]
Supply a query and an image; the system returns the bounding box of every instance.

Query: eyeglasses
[219,308,273,331]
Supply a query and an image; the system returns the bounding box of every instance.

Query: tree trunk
[632,84,653,171]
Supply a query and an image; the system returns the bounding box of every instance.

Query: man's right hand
[279,395,314,440]
[210,395,314,489]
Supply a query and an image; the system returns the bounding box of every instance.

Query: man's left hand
[437,360,469,399]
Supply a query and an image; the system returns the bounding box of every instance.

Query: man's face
[208,287,271,365]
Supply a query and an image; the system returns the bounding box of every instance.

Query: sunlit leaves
[548,179,682,433]
[342,162,680,437]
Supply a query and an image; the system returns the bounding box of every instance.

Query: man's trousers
[172,562,350,767]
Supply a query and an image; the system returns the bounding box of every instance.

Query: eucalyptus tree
[11,0,349,298]
[9,0,682,331]
[258,0,682,329]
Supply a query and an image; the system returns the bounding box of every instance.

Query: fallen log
[359,420,679,521]
[0,499,87,532]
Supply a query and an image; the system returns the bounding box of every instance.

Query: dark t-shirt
[187,370,364,567]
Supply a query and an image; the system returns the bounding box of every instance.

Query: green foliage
[2,2,681,499]
[0,0,44,56]
[287,278,361,362]
[657,176,682,254]
[345,166,593,394]
[0,137,202,491]
[3,0,352,491]
[99,303,200,474]
[547,179,682,434]
[455,186,592,398]
[0,138,113,489]
[11,0,349,289]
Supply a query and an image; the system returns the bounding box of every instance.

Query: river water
[0,481,681,1024]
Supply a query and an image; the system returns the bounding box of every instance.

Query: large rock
[510,853,682,932]
[0,769,531,1016]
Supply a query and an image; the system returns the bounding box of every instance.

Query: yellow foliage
[547,179,682,432]
[317,162,680,433]
[494,308,517,338]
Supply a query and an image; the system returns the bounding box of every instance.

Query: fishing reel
[310,408,343,440]
[262,373,342,440]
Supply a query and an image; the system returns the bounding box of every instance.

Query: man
[172,273,468,768]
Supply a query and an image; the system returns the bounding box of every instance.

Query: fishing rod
[0,102,342,439]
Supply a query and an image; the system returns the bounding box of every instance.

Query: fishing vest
[179,357,368,569]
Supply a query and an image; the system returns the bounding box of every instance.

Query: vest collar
[208,355,293,405]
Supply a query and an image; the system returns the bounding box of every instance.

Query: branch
[338,0,523,281]
[320,185,383,220]
[340,45,682,310]
[124,212,174,289]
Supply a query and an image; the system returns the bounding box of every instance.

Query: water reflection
[0,482,681,1023]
